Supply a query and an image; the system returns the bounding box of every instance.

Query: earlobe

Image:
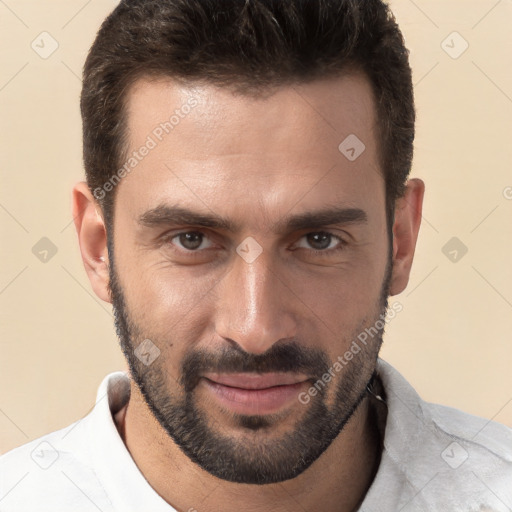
[72,182,112,303]
[389,178,425,296]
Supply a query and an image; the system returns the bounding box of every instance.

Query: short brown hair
[81,0,415,229]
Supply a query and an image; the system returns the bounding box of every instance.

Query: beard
[107,233,393,485]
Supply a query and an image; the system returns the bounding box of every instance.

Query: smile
[200,372,311,415]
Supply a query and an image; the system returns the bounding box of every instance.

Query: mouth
[200,372,311,415]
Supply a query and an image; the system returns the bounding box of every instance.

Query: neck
[115,381,384,512]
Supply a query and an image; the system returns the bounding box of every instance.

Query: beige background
[1,0,511,454]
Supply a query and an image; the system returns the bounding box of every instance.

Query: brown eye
[291,231,348,257]
[306,232,333,250]
[169,231,212,251]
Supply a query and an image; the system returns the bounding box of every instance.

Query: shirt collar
[87,371,175,511]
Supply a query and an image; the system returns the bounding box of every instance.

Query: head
[74,0,424,485]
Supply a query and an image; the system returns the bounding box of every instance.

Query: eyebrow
[137,204,368,234]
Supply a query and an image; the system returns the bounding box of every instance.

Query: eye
[166,231,213,251]
[295,232,346,253]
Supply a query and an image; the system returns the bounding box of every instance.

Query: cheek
[293,249,387,318]
[130,277,186,324]
[297,253,388,361]
[119,262,219,350]
[112,225,217,328]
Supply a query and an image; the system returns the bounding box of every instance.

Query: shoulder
[377,357,512,460]
[0,372,128,512]
[0,421,113,512]
[417,400,512,510]
[425,400,512,462]
[373,359,512,510]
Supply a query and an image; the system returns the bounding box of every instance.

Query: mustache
[180,341,331,392]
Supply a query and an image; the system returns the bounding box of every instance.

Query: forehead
[124,71,378,156]
[117,72,383,225]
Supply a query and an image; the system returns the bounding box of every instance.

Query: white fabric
[1,358,511,511]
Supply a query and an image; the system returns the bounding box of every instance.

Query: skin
[73,71,424,511]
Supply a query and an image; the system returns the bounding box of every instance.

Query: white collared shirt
[1,358,511,511]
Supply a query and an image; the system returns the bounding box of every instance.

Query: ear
[72,182,111,303]
[389,178,425,296]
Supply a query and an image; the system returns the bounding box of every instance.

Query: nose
[214,249,298,355]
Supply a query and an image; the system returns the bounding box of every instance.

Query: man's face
[108,72,392,484]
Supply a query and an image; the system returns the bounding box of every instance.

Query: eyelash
[305,233,347,255]
[161,230,348,256]
[294,232,347,256]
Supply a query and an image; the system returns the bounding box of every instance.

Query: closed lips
[202,372,310,389]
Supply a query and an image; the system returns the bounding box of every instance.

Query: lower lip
[201,378,308,415]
